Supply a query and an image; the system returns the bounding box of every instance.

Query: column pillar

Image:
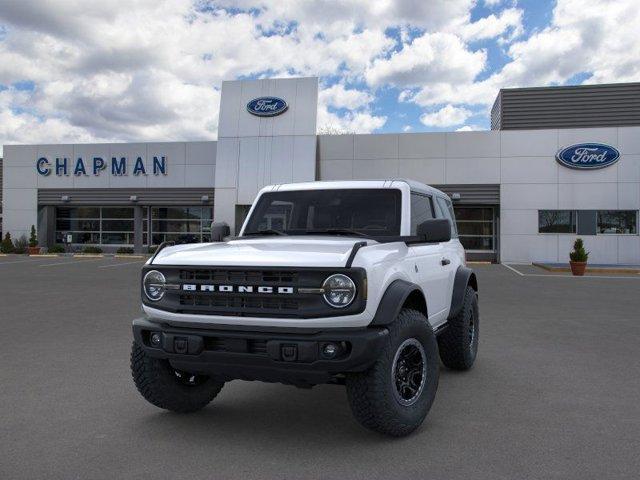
[133,206,144,253]
[37,206,56,248]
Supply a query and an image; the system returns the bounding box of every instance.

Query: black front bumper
[133,317,388,386]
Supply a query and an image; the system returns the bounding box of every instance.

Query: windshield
[242,189,402,237]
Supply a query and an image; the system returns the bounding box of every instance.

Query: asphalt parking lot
[1,256,639,480]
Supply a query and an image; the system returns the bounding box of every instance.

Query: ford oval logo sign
[246,97,288,117]
[556,143,620,170]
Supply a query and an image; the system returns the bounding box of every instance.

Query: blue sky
[0,0,638,150]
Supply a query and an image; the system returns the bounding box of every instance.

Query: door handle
[441,258,451,266]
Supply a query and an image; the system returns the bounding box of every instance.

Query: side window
[436,197,458,238]
[410,193,434,235]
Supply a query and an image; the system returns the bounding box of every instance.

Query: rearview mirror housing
[416,218,451,243]
[210,222,231,242]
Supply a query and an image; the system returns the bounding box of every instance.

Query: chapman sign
[556,143,620,170]
[36,156,167,177]
[246,97,288,117]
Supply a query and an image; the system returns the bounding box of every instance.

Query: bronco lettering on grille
[181,284,295,294]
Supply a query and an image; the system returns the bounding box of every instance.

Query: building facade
[2,78,639,264]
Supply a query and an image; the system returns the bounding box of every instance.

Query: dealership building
[1,78,639,264]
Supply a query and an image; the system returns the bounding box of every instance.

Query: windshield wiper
[304,228,371,238]
[242,229,287,237]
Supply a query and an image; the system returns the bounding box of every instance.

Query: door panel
[409,243,449,325]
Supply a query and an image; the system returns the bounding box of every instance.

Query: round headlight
[143,270,166,302]
[322,274,356,308]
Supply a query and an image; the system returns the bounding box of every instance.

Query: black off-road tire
[131,342,224,413]
[345,309,439,437]
[438,286,479,370]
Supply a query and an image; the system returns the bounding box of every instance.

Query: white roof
[263,179,448,198]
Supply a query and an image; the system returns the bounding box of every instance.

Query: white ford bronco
[132,180,479,436]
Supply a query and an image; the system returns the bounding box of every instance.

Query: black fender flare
[370,279,427,326]
[448,266,478,320]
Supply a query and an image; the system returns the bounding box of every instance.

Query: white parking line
[39,258,106,267]
[98,260,146,269]
[502,263,524,276]
[502,263,640,279]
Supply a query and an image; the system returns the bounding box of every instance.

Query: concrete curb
[533,262,640,275]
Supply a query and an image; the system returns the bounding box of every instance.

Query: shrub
[148,245,158,254]
[1,233,14,253]
[116,247,135,254]
[569,238,589,262]
[13,235,29,254]
[82,246,103,254]
[29,225,38,247]
[48,244,66,254]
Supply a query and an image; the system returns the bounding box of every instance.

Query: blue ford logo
[556,143,620,170]
[247,97,288,117]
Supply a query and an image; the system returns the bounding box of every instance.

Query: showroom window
[56,207,142,245]
[597,210,638,234]
[150,206,214,245]
[454,207,494,251]
[538,210,577,233]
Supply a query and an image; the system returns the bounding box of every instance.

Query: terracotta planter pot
[569,261,587,276]
[27,246,41,255]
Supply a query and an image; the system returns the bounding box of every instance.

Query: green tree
[1,232,15,253]
[29,225,38,247]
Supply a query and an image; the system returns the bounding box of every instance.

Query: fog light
[150,332,162,347]
[322,343,339,358]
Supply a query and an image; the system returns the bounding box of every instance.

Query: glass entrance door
[453,206,497,259]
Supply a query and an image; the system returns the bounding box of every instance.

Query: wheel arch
[370,279,428,326]
[448,265,477,320]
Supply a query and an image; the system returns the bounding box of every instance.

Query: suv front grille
[180,293,300,315]
[179,269,298,284]
[143,266,366,319]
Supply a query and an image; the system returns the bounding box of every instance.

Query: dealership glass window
[55,206,138,245]
[410,193,434,235]
[538,210,577,233]
[454,207,494,251]
[150,206,214,245]
[597,210,638,234]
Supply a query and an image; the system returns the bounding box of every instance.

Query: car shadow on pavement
[128,368,467,448]
[130,381,431,446]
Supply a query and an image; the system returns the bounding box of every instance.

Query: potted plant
[569,238,589,276]
[28,225,40,255]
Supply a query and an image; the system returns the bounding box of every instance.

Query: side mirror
[210,222,230,242]
[417,218,451,243]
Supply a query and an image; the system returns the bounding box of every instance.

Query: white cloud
[366,32,486,87]
[402,125,412,132]
[458,7,523,42]
[317,107,387,134]
[420,105,472,127]
[456,124,484,131]
[317,82,384,133]
[319,84,373,110]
